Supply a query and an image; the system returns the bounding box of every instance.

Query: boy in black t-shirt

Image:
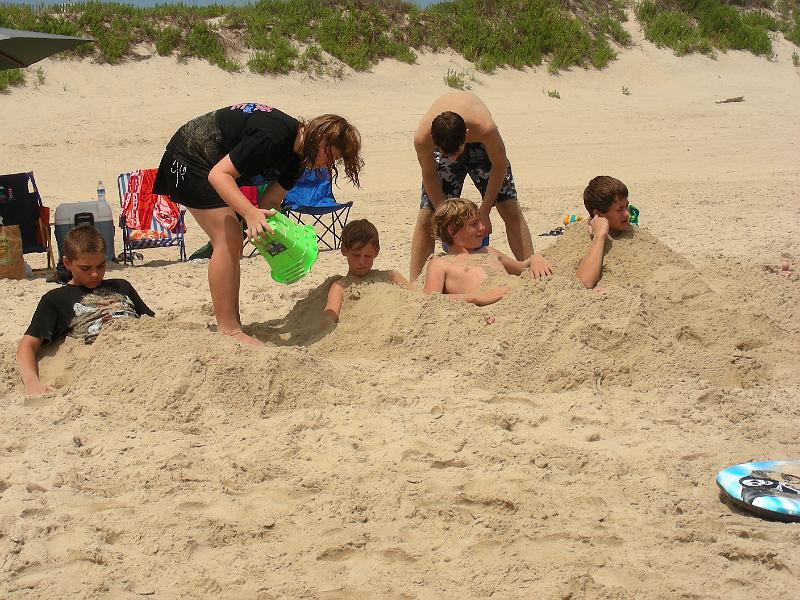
[16,226,154,397]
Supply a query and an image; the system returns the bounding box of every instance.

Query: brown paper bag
[0,224,26,280]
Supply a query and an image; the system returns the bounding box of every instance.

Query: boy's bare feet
[221,329,264,346]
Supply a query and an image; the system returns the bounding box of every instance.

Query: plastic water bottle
[96,180,106,203]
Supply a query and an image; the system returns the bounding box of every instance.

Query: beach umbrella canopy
[0,27,93,70]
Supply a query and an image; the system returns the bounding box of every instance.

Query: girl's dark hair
[301,114,364,188]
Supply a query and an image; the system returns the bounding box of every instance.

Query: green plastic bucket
[251,211,319,284]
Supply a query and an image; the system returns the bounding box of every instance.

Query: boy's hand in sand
[245,207,275,241]
[321,308,339,329]
[589,216,610,239]
[529,255,553,279]
[472,285,512,306]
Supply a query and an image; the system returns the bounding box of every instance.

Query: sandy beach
[1,19,799,599]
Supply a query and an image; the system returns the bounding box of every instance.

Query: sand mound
[14,227,789,428]
[293,227,798,394]
[543,222,695,285]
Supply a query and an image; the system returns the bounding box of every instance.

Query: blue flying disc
[716,460,800,522]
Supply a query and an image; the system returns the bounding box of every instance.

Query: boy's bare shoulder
[428,254,454,269]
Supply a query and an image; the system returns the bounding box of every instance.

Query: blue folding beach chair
[281,168,353,251]
[117,170,187,265]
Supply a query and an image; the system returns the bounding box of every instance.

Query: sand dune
[1,25,799,599]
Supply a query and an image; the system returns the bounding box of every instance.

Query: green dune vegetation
[637,0,799,57]
[1,0,799,91]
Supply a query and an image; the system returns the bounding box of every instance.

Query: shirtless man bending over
[424,198,552,306]
[411,91,549,281]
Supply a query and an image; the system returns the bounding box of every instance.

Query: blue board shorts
[419,142,518,210]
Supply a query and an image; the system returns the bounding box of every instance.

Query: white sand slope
[1,26,799,599]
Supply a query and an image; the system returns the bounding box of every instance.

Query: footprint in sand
[23,396,55,408]
[430,458,468,469]
[21,507,52,518]
[380,547,417,563]
[25,483,48,494]
[316,538,367,561]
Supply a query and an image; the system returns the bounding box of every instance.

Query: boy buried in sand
[577,175,632,289]
[16,226,154,397]
[424,198,552,306]
[323,219,409,322]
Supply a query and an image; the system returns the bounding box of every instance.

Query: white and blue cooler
[54,199,115,262]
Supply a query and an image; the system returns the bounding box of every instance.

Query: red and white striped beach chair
[117,170,187,265]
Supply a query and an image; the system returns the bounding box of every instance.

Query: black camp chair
[0,171,53,268]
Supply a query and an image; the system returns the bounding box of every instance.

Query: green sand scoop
[251,211,319,284]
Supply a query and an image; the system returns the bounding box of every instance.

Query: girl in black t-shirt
[152,103,363,346]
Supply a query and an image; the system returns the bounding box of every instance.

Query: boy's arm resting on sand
[16,335,55,397]
[489,248,553,278]
[577,217,610,289]
[489,247,525,275]
[466,286,513,306]
[424,258,511,306]
[323,279,346,322]
[440,286,513,306]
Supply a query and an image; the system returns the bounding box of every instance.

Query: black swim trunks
[419,142,517,210]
